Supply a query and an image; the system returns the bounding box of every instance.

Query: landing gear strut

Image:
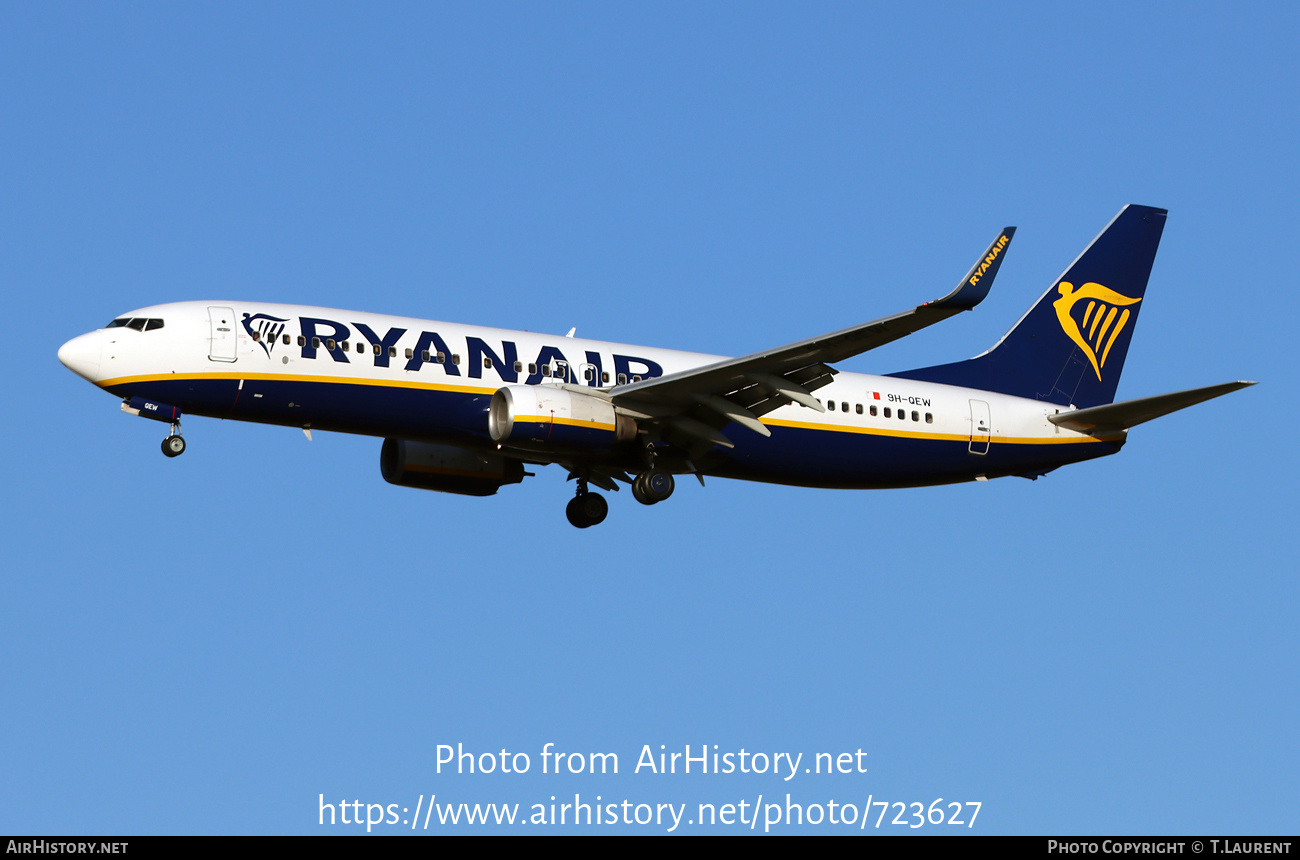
[566,479,608,528]
[632,470,674,505]
[161,422,186,458]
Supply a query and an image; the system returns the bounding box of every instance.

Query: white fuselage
[59,301,1120,490]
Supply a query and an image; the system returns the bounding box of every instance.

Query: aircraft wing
[610,227,1015,448]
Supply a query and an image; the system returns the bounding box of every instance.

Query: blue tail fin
[889,205,1167,408]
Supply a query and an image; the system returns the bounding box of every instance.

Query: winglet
[930,227,1016,310]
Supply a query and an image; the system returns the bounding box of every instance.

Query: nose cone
[58,331,102,382]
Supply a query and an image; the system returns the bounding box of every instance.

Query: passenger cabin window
[514,361,524,373]
[912,411,919,421]
[283,334,290,345]
[602,372,610,383]
[925,413,933,424]
[389,347,397,358]
[870,405,878,416]
[856,403,863,414]
[312,337,321,348]
[883,407,891,418]
[405,348,414,359]
[618,373,627,385]
[451,354,460,365]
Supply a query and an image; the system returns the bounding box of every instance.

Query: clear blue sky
[3,2,1295,834]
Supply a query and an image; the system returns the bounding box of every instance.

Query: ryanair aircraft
[58,205,1252,528]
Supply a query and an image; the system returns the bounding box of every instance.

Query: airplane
[57,204,1253,528]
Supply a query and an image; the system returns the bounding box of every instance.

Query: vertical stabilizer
[890,205,1167,408]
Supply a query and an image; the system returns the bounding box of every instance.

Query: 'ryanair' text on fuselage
[266,314,664,386]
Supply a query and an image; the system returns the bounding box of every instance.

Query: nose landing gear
[161,422,185,458]
[121,398,187,458]
[565,479,608,528]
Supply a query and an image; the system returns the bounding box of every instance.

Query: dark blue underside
[107,377,1122,488]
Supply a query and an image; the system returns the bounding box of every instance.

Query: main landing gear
[566,479,608,529]
[631,470,674,505]
[562,469,678,528]
[161,422,186,458]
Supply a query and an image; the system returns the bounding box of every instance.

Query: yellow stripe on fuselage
[96,370,499,396]
[98,371,1118,445]
[761,417,1121,446]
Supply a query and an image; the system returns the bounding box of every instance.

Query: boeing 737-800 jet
[58,205,1252,527]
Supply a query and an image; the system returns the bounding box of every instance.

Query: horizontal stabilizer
[1048,381,1255,432]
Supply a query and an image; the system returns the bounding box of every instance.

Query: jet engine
[380,439,525,496]
[488,385,636,452]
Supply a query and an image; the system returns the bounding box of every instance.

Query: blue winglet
[931,227,1017,310]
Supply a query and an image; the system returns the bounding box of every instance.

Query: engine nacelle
[489,385,636,452]
[380,439,525,497]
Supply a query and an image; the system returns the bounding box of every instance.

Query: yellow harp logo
[1053,281,1141,381]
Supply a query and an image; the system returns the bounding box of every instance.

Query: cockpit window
[106,317,164,331]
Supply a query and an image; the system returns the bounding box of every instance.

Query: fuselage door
[968,399,991,455]
[208,306,238,363]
